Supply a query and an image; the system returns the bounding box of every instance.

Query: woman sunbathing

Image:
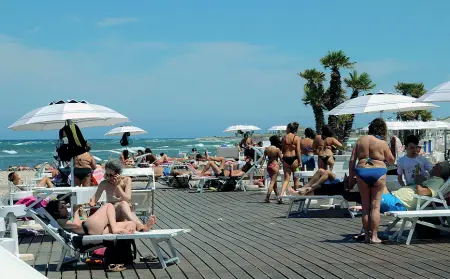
[199,154,249,177]
[46,200,139,235]
[90,159,157,232]
[8,171,55,188]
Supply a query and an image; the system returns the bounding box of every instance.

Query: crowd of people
[7,119,449,249]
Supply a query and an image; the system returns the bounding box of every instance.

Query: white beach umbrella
[361,121,417,131]
[105,125,147,136]
[268,125,287,131]
[327,93,439,116]
[223,125,261,132]
[416,81,450,103]
[8,100,129,131]
[0,245,47,279]
[8,100,129,187]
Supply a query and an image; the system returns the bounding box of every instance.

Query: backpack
[104,239,137,266]
[56,123,87,162]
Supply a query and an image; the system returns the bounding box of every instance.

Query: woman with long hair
[349,118,395,244]
[280,122,302,200]
[262,135,283,203]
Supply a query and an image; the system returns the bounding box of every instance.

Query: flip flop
[353,234,365,241]
[108,264,126,272]
[139,255,159,262]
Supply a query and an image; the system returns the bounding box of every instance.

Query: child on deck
[397,135,433,187]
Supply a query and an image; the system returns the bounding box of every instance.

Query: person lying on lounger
[294,168,340,195]
[89,159,157,232]
[46,200,141,235]
[8,171,56,189]
[199,156,251,177]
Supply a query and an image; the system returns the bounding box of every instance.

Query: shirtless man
[349,118,395,244]
[199,151,248,177]
[262,135,283,203]
[90,159,156,232]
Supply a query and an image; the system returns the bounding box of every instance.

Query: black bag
[169,176,190,188]
[104,239,137,266]
[56,123,87,162]
[217,179,237,192]
[415,217,442,239]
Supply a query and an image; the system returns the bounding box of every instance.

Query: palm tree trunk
[327,115,339,134]
[342,114,354,143]
[312,105,324,134]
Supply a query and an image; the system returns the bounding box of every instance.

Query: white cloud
[97,17,139,27]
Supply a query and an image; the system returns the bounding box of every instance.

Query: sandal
[108,264,126,272]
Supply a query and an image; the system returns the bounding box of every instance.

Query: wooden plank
[22,188,450,279]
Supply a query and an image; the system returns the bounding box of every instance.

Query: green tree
[342,70,376,142]
[298,69,326,134]
[320,50,355,135]
[394,82,432,141]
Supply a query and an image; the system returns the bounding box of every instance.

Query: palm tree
[320,50,355,134]
[394,82,432,141]
[342,70,376,142]
[298,69,326,134]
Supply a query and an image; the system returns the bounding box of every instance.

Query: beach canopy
[223,125,261,132]
[416,81,450,103]
[8,100,129,131]
[327,93,439,116]
[268,125,287,131]
[361,120,449,131]
[105,125,147,136]
[0,245,47,279]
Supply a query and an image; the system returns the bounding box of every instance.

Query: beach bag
[57,123,87,162]
[169,176,190,188]
[217,179,237,192]
[104,239,137,266]
[92,167,104,186]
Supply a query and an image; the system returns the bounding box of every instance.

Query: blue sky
[1,1,450,139]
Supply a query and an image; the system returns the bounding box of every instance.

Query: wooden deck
[19,188,450,279]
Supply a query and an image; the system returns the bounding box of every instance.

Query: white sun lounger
[26,207,190,270]
[284,195,355,218]
[122,167,156,189]
[384,209,450,245]
[0,245,47,279]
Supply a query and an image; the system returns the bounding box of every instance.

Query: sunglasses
[104,172,119,179]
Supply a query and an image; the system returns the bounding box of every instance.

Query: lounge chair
[25,206,190,270]
[284,195,355,218]
[384,209,450,245]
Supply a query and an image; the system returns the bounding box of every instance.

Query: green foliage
[344,70,376,99]
[394,82,433,141]
[298,69,327,133]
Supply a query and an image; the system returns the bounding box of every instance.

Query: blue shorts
[301,154,315,170]
[163,167,171,176]
[380,193,407,213]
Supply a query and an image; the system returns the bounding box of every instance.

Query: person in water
[313,125,342,170]
[280,122,302,199]
[349,118,395,244]
[261,135,283,203]
[301,128,316,171]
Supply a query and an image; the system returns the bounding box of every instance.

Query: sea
[0,138,239,170]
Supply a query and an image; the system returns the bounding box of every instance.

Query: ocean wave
[2,150,18,154]
[13,141,39,146]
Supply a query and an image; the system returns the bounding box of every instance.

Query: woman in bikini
[280,122,302,199]
[301,128,316,171]
[73,144,97,186]
[349,118,395,244]
[46,200,137,235]
[313,125,342,170]
[262,135,283,203]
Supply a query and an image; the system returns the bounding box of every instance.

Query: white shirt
[397,155,433,185]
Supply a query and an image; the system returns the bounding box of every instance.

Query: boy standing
[397,135,433,187]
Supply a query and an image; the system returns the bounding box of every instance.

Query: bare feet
[298,186,312,195]
[142,215,157,232]
[112,228,128,234]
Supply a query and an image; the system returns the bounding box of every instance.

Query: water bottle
[211,169,215,176]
